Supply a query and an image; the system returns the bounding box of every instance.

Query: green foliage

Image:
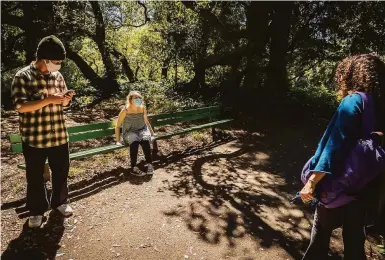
[61,60,96,96]
[110,26,164,81]
[119,79,203,114]
[288,82,339,118]
[2,1,385,115]
[78,38,104,78]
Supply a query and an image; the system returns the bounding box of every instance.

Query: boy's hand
[64,90,75,101]
[47,94,65,104]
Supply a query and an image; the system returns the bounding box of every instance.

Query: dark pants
[377,173,385,237]
[302,200,367,260]
[22,142,70,215]
[129,140,152,167]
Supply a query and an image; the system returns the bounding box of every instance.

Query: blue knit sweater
[309,94,363,176]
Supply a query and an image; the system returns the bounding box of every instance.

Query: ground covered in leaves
[1,99,382,260]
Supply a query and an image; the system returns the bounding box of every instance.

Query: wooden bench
[10,105,233,169]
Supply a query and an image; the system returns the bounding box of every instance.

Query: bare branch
[110,47,136,82]
[122,1,150,28]
[181,1,246,42]
[90,1,106,40]
[288,3,323,55]
[106,1,150,30]
[137,0,150,23]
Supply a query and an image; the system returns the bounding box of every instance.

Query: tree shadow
[160,121,344,259]
[1,139,232,218]
[1,211,65,260]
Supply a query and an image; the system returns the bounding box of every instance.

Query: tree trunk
[161,55,172,79]
[242,2,272,89]
[90,1,119,95]
[193,20,210,90]
[220,58,243,108]
[185,19,210,91]
[174,48,178,86]
[21,2,39,62]
[111,48,135,82]
[135,65,140,81]
[21,2,55,62]
[66,49,104,88]
[265,2,294,99]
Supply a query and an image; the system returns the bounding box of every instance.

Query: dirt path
[2,140,306,260]
[1,112,379,260]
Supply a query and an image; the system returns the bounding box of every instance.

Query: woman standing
[115,91,155,176]
[300,54,385,260]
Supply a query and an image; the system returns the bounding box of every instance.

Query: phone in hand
[64,90,74,97]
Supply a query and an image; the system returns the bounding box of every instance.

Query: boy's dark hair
[36,35,66,60]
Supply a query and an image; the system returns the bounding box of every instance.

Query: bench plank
[69,129,115,142]
[10,121,117,145]
[149,106,220,120]
[11,128,116,152]
[155,119,233,140]
[11,105,232,164]
[152,111,219,127]
[10,134,21,144]
[68,121,116,134]
[16,118,233,169]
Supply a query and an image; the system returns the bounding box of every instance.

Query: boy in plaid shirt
[11,35,75,228]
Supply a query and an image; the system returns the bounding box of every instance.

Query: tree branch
[110,47,136,82]
[90,1,106,40]
[181,1,246,42]
[288,3,323,55]
[137,0,150,23]
[202,45,248,68]
[107,1,150,30]
[66,48,103,87]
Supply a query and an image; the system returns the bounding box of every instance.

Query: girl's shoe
[147,164,154,175]
[132,166,146,176]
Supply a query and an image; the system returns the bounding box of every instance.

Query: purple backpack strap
[356,92,375,138]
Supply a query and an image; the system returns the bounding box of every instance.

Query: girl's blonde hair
[126,91,143,109]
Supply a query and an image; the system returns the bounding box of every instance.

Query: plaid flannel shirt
[11,63,70,148]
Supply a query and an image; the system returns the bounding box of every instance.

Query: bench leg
[151,140,159,159]
[212,127,217,141]
[44,164,51,183]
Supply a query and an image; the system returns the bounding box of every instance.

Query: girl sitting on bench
[115,91,155,176]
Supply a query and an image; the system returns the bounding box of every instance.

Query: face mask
[133,98,142,107]
[45,60,61,72]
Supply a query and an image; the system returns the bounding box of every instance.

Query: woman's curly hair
[335,54,385,100]
[334,53,385,131]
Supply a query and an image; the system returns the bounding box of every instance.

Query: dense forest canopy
[2,1,385,116]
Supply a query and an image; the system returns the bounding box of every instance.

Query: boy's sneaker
[28,215,43,228]
[57,204,73,217]
[132,166,146,176]
[147,164,154,175]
